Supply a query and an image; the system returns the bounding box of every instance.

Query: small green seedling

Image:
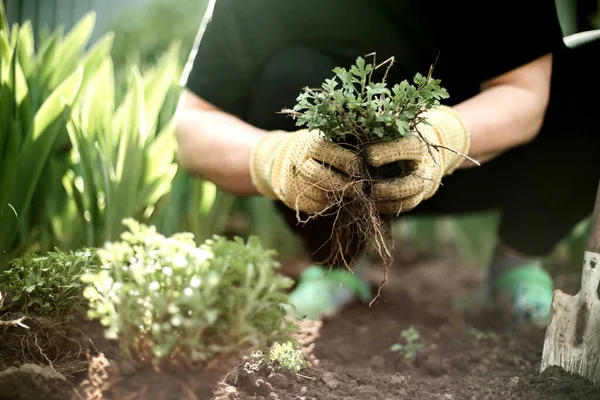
[82,219,297,369]
[268,341,306,373]
[390,325,425,362]
[0,248,100,319]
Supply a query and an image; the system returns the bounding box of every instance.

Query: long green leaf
[78,32,114,88]
[0,1,7,34]
[35,29,62,100]
[65,109,101,246]
[16,21,34,77]
[32,66,83,141]
[81,58,114,138]
[50,12,96,88]
[0,31,11,76]
[141,44,180,137]
[0,117,21,220]
[94,142,113,241]
[117,69,146,226]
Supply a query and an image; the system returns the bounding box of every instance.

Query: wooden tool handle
[587,179,600,253]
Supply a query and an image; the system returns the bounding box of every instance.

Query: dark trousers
[245,30,600,264]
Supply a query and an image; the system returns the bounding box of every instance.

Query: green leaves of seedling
[390,325,425,362]
[269,341,306,373]
[287,55,449,144]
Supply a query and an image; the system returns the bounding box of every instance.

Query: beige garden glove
[249,129,363,213]
[364,106,470,215]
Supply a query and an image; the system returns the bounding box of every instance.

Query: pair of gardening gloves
[250,106,469,217]
[249,106,552,324]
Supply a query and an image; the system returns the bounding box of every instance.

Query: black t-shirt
[183,0,564,118]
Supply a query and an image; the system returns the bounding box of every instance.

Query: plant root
[0,313,89,375]
[294,159,396,306]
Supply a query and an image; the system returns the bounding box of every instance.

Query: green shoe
[284,265,372,321]
[493,265,554,326]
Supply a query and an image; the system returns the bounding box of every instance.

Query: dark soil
[1,253,599,400]
[216,258,600,400]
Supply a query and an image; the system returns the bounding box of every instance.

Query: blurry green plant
[235,197,303,260]
[548,216,590,272]
[0,6,113,270]
[395,211,592,275]
[390,325,424,362]
[151,170,237,246]
[0,248,100,319]
[395,212,499,265]
[108,0,304,258]
[58,44,180,248]
[81,219,297,368]
[268,341,306,372]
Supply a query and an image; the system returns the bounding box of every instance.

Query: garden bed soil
[1,253,599,400]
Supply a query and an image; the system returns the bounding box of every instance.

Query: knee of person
[245,46,338,131]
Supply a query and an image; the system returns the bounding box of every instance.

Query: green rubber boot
[284,264,372,321]
[493,265,554,326]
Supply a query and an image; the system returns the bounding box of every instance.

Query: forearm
[452,53,552,167]
[453,85,548,165]
[175,107,266,196]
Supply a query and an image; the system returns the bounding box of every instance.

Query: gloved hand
[249,129,363,213]
[364,106,471,215]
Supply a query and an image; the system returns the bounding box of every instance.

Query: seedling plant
[79,219,298,398]
[282,54,462,302]
[390,325,425,362]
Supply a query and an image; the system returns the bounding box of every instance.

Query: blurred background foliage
[1,0,598,272]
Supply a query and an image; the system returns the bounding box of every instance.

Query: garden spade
[540,179,600,383]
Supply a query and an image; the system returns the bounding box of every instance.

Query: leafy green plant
[390,325,425,362]
[81,219,296,368]
[58,44,180,248]
[285,55,448,144]
[0,248,100,319]
[268,341,306,373]
[0,5,113,269]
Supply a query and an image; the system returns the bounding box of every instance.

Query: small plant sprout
[268,341,307,373]
[0,248,101,320]
[390,325,425,362]
[81,218,297,369]
[281,54,458,303]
